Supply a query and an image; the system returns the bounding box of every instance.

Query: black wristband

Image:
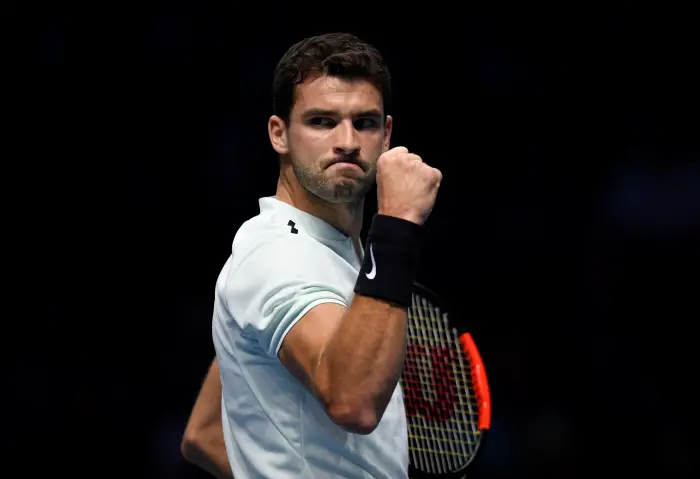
[354,214,424,308]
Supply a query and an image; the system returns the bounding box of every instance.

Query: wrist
[376,209,422,226]
[354,215,424,307]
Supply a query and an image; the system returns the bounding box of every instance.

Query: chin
[331,181,371,203]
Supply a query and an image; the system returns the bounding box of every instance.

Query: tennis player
[205,33,441,478]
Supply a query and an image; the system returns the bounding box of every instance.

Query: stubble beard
[293,162,374,205]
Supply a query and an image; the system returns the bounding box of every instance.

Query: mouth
[327,158,365,172]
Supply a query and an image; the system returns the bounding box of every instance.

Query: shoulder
[231,217,326,272]
[217,216,350,357]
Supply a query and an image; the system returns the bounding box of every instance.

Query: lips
[328,159,364,171]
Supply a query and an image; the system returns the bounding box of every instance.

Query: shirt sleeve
[222,234,350,358]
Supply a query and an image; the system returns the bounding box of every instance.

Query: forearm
[319,294,408,431]
[182,437,233,479]
[318,216,423,432]
[182,359,233,478]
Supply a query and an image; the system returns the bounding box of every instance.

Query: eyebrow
[302,108,383,119]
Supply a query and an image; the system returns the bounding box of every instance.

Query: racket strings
[402,295,480,475]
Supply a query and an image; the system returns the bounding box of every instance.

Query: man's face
[281,75,392,203]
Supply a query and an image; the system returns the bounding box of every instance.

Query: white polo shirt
[212,197,408,479]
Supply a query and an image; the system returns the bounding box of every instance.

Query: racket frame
[403,283,492,479]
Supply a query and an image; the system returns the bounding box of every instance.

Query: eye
[308,117,335,127]
[354,117,380,130]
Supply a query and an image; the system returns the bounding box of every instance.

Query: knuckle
[389,146,408,158]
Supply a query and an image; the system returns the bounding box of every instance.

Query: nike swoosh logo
[365,244,377,280]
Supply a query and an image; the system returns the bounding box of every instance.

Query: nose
[333,120,361,157]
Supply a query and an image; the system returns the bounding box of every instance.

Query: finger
[432,168,442,188]
[387,146,408,156]
[405,153,423,163]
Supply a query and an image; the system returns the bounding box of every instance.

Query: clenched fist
[376,146,442,226]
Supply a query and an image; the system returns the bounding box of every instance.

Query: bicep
[277,301,346,400]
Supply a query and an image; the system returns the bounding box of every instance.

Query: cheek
[362,135,385,156]
[289,131,328,162]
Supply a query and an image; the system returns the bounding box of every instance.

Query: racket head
[402,283,492,478]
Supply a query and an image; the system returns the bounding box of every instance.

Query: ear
[382,115,393,152]
[268,115,289,154]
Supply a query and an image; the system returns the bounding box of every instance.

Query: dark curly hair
[272,33,392,124]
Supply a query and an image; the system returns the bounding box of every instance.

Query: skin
[181,359,233,478]
[269,74,409,434]
[183,73,418,477]
[269,74,392,242]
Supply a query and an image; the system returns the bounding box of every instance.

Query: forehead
[293,75,382,115]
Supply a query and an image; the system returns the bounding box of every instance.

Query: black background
[13,1,697,477]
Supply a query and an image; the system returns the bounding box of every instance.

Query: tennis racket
[401,283,492,478]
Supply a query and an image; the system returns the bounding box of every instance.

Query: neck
[275,173,364,240]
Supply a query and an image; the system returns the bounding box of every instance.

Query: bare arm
[181,359,233,479]
[279,294,407,435]
[279,147,441,435]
